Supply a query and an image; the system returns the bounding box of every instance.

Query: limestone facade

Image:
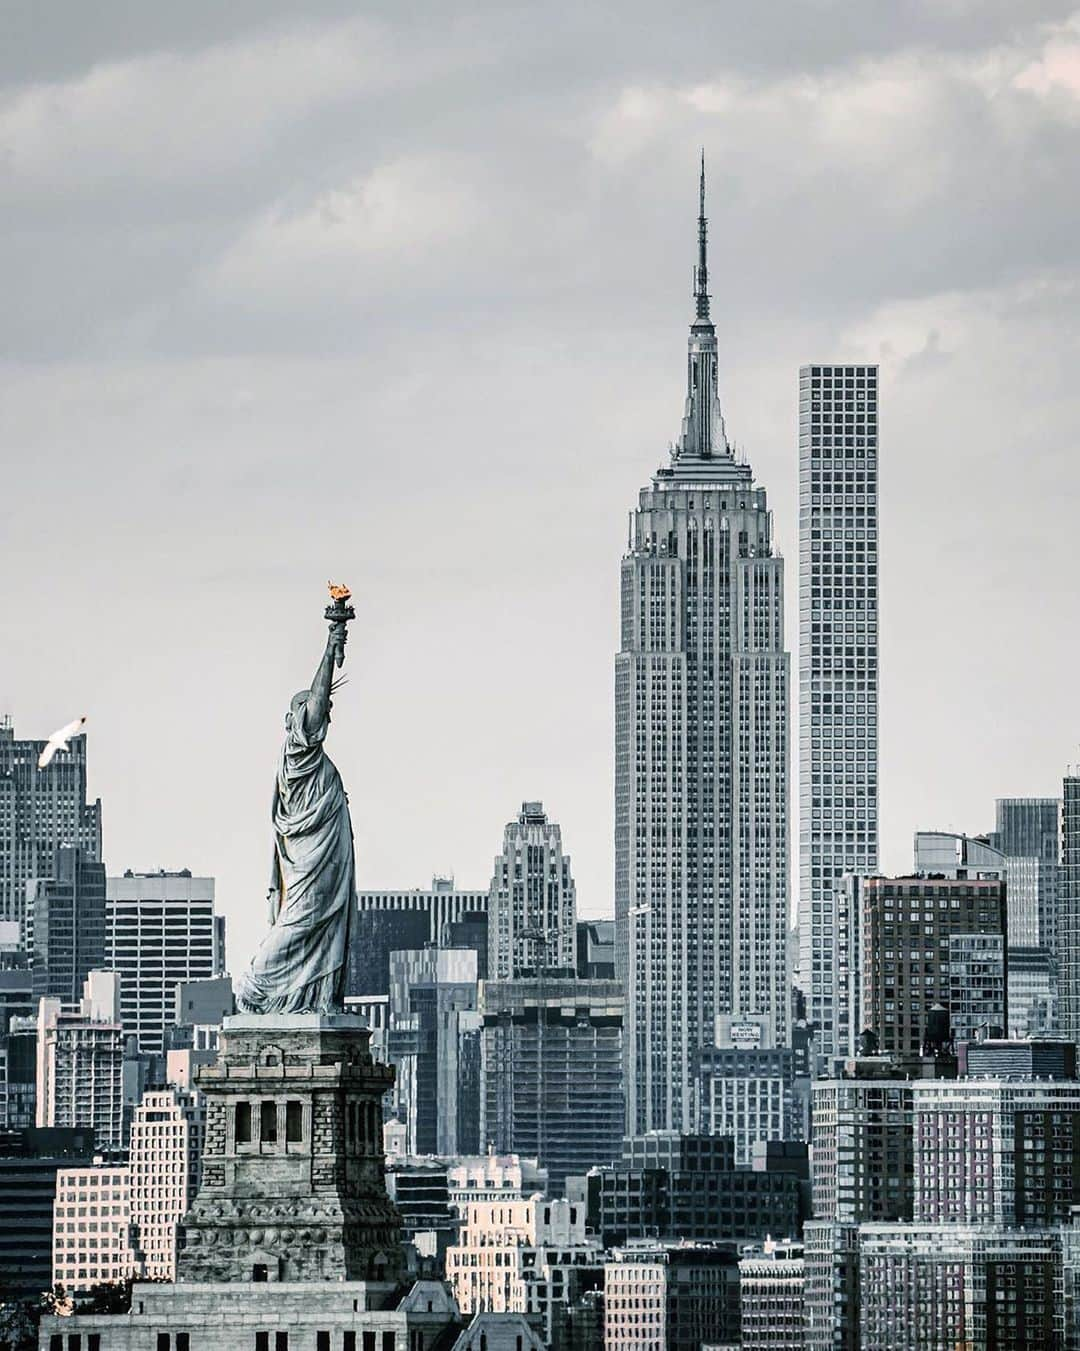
[177,1014,402,1284]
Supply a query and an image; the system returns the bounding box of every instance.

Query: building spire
[673,151,729,463]
[695,149,710,321]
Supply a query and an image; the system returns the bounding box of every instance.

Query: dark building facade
[480,977,623,1194]
[576,921,615,980]
[860,875,1008,1058]
[348,907,430,1000]
[29,847,107,1004]
[348,880,488,998]
[0,1126,96,1303]
[584,1135,802,1249]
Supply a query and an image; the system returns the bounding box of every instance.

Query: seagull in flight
[38,716,87,770]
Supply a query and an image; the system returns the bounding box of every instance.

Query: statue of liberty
[235,585,356,1014]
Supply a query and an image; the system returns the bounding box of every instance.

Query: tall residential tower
[615,163,789,1133]
[797,364,879,1064]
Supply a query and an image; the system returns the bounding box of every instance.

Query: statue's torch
[325,582,355,668]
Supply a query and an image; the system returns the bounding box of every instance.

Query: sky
[2,1,1079,972]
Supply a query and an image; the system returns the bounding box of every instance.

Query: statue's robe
[235,692,354,1013]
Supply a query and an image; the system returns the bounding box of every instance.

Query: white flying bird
[38,716,87,770]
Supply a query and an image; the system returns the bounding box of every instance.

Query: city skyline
[2,5,1080,973]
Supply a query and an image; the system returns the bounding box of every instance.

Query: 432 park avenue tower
[615,163,789,1134]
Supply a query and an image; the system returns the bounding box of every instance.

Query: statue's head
[286,690,311,729]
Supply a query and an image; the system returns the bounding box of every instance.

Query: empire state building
[615,162,789,1133]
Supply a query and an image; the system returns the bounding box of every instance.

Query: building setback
[615,164,788,1134]
[0,717,102,945]
[487,801,577,980]
[128,1083,205,1280]
[797,364,879,1067]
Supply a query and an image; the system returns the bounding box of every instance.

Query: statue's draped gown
[235,692,354,1013]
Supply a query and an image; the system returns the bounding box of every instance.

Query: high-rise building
[857,1224,1062,1351]
[105,869,224,1055]
[445,1196,603,1346]
[349,877,488,997]
[859,875,1008,1057]
[797,363,879,1069]
[480,976,623,1192]
[603,1242,742,1351]
[912,1077,1080,1225]
[129,1081,205,1279]
[28,847,107,1004]
[1062,774,1080,1042]
[36,971,127,1154]
[0,717,102,943]
[811,1071,916,1227]
[739,1239,805,1351]
[805,1060,928,1351]
[615,165,789,1133]
[488,801,577,980]
[991,797,1061,950]
[802,1220,859,1351]
[386,945,480,1156]
[51,1162,132,1294]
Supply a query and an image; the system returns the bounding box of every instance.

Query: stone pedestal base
[178,1011,402,1284]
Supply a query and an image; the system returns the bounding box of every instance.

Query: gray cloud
[1,2,1078,966]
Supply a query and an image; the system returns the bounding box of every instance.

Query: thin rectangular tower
[797,364,879,1065]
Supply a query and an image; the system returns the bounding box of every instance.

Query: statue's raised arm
[235,585,357,1015]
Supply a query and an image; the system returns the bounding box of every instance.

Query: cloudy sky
[3,1,1079,969]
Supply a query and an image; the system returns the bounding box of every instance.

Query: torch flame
[327,582,351,601]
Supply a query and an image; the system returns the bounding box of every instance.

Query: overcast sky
[2,1,1079,971]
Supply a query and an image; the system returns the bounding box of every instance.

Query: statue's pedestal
[178,1011,402,1284]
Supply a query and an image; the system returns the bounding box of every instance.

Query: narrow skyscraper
[1061,773,1080,1041]
[797,364,879,1065]
[615,162,789,1133]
